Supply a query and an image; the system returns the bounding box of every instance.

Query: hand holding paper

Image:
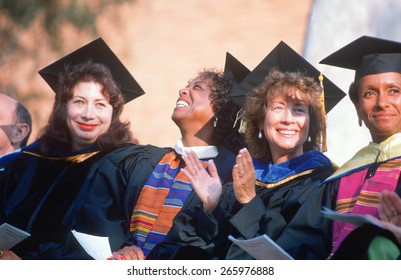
[228,234,293,260]
[321,207,384,228]
[71,230,113,260]
[0,223,30,250]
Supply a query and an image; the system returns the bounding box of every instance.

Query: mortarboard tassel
[233,108,246,134]
[318,73,327,152]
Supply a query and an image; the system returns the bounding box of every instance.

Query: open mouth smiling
[277,129,297,136]
[176,100,189,108]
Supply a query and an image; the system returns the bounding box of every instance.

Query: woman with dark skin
[319,35,401,260]
[113,66,247,260]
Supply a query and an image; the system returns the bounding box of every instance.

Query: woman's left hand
[378,190,401,226]
[367,215,401,245]
[232,148,256,204]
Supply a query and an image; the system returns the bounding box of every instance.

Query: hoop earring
[258,130,263,139]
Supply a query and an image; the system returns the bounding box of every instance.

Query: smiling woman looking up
[119,68,247,260]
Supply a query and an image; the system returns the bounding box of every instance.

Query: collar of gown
[326,132,401,181]
[253,150,332,183]
[174,138,218,159]
[21,140,100,162]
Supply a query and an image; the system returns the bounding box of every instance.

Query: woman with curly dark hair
[174,68,245,155]
[157,42,346,260]
[112,60,248,260]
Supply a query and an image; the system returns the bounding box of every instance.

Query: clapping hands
[181,151,222,213]
[232,148,256,204]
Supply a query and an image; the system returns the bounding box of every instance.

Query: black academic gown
[320,167,401,260]
[176,146,236,214]
[223,167,334,260]
[146,146,237,259]
[149,151,334,260]
[0,143,170,259]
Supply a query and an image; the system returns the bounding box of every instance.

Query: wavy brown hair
[38,60,135,155]
[243,69,324,163]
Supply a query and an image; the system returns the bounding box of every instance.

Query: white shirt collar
[174,138,218,159]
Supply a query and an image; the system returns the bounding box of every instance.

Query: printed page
[228,234,293,260]
[71,230,113,260]
[0,223,31,250]
[321,207,384,228]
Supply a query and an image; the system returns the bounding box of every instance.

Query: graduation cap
[223,52,251,133]
[229,41,346,113]
[224,52,251,85]
[38,38,145,103]
[320,35,401,81]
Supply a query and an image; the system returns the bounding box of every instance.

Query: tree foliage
[0,0,135,137]
[0,0,133,48]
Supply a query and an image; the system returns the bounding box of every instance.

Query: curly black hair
[197,68,246,154]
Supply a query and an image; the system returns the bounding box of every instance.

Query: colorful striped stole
[130,151,206,257]
[331,158,401,254]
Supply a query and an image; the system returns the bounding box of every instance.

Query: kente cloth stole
[130,151,206,257]
[331,158,401,254]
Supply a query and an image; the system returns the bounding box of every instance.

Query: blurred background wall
[0,0,400,166]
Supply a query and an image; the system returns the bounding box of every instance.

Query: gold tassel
[238,119,247,134]
[233,108,247,134]
[318,73,327,152]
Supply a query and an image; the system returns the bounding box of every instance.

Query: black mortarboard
[224,52,251,85]
[38,38,144,103]
[320,35,401,81]
[229,41,346,113]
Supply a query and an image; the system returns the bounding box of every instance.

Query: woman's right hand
[181,150,222,213]
[232,148,256,204]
